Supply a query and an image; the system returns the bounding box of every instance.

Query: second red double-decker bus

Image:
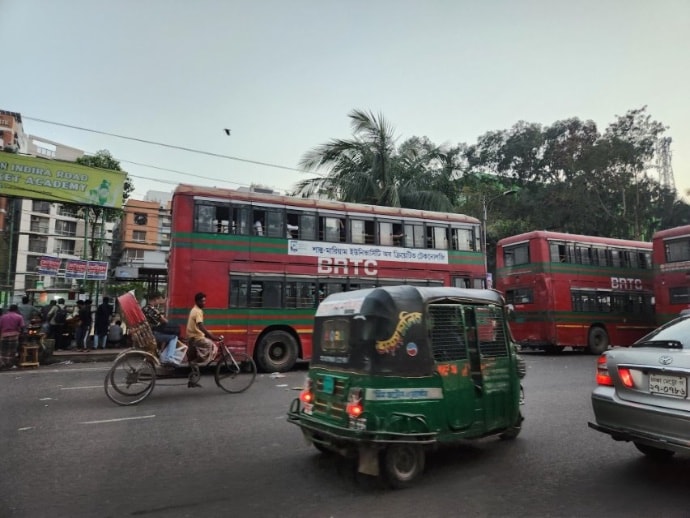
[652,224,690,325]
[496,231,655,354]
[167,184,486,372]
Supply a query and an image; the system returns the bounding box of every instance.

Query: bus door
[428,304,480,431]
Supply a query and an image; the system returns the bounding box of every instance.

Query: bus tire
[256,330,298,372]
[587,327,609,355]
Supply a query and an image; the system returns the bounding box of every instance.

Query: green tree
[293,110,454,211]
[74,150,133,261]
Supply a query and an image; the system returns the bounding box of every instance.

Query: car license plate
[322,375,334,394]
[649,373,687,398]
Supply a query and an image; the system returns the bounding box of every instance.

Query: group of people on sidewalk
[44,297,126,352]
[0,295,131,369]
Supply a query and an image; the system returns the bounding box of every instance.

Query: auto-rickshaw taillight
[618,367,634,388]
[596,354,613,386]
[346,388,364,418]
[299,378,314,404]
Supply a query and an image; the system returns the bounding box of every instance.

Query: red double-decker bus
[652,224,690,325]
[167,184,486,372]
[495,231,655,354]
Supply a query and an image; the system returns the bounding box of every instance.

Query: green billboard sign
[0,153,127,208]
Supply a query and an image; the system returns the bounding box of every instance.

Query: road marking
[18,427,35,431]
[80,415,156,425]
[61,385,103,390]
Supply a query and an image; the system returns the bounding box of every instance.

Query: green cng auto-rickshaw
[287,285,525,488]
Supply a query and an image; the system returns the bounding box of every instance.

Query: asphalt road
[1,353,689,517]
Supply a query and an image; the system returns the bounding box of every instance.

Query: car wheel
[587,327,609,355]
[634,442,675,459]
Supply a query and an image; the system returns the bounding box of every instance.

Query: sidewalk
[45,347,127,365]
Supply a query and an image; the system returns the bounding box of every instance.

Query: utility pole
[482,189,517,288]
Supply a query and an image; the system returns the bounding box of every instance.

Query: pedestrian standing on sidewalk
[18,296,37,326]
[76,300,93,351]
[93,297,113,350]
[49,298,68,350]
[0,304,24,369]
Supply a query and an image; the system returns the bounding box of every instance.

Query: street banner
[65,259,88,279]
[0,154,126,208]
[37,255,61,276]
[86,261,108,281]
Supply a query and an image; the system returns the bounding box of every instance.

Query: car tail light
[596,354,613,386]
[618,367,634,388]
[299,378,313,404]
[346,387,363,418]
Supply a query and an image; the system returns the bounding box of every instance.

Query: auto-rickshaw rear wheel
[499,411,523,440]
[382,444,425,489]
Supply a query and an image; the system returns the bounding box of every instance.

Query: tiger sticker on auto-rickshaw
[288,285,526,488]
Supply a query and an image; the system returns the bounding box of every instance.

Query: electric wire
[24,116,322,176]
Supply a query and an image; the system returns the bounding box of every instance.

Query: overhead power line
[24,116,319,175]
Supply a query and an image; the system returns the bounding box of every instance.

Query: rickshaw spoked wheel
[382,444,425,489]
[104,351,156,406]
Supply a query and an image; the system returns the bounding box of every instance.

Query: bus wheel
[256,330,298,372]
[587,327,609,355]
[382,444,425,489]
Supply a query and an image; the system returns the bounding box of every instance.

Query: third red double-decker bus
[167,184,486,372]
[652,224,690,325]
[495,231,655,354]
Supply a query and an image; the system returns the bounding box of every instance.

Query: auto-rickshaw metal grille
[429,306,468,362]
[313,375,348,420]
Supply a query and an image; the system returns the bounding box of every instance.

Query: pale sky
[3,0,689,200]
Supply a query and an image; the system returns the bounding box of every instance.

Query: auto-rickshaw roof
[315,285,505,317]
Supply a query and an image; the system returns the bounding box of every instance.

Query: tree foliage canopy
[293,107,690,271]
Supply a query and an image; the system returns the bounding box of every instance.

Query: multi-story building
[111,193,172,293]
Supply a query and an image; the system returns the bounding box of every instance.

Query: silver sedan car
[589,316,690,458]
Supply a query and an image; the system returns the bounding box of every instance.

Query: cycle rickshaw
[104,292,256,406]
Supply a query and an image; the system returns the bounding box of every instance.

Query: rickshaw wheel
[104,352,156,406]
[382,444,425,489]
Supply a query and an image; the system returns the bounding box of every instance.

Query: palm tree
[293,109,454,211]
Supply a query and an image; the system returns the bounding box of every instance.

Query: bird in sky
[224,128,231,136]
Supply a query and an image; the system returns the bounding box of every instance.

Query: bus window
[426,225,448,249]
[285,281,315,308]
[451,227,473,251]
[250,279,283,308]
[297,212,317,241]
[378,221,392,246]
[452,277,470,288]
[195,203,230,233]
[351,219,366,244]
[229,275,250,308]
[505,288,533,305]
[252,208,284,237]
[265,209,285,238]
[665,239,690,262]
[505,243,530,266]
[230,204,250,235]
[404,223,425,248]
[321,216,344,242]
